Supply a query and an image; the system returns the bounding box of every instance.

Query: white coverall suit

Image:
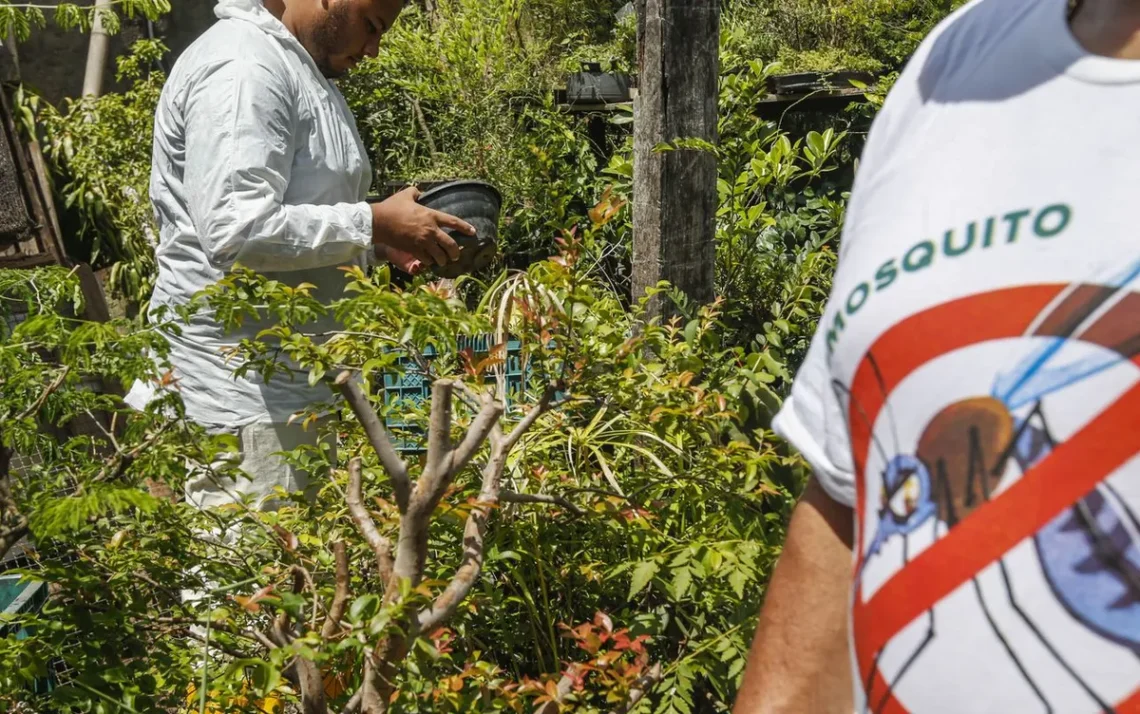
[125,0,375,510]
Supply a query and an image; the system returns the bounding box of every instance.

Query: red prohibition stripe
[854,377,1140,687]
[841,283,1140,712]
[847,284,1066,559]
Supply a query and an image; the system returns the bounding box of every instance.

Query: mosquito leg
[997,556,1114,712]
[863,650,884,714]
[875,608,934,714]
[863,533,911,714]
[973,577,1052,713]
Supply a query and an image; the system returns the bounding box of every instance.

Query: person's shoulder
[909,0,1043,88]
[169,20,290,89]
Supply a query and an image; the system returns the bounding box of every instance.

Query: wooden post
[631,0,719,319]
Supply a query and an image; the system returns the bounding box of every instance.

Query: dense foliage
[0,0,961,711]
[0,215,802,711]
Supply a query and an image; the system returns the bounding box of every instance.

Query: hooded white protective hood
[126,0,375,428]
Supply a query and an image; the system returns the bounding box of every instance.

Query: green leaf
[228,659,281,695]
[628,560,659,600]
[728,567,749,599]
[671,566,693,600]
[349,594,380,622]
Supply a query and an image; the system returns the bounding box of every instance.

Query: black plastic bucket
[369,180,502,279]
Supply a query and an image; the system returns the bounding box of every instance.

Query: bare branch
[322,541,350,639]
[336,371,411,513]
[347,457,394,584]
[174,627,251,661]
[500,491,584,516]
[291,564,319,632]
[16,365,70,420]
[423,380,455,486]
[411,383,502,515]
[416,385,558,634]
[92,419,178,483]
[155,616,277,652]
[270,613,295,649]
[611,662,663,714]
[503,386,556,453]
[251,629,280,652]
[0,514,29,563]
[416,451,498,633]
[446,391,504,481]
[340,689,363,714]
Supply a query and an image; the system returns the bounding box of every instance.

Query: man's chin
[315,58,349,79]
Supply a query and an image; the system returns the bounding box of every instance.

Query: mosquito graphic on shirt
[833,260,1140,714]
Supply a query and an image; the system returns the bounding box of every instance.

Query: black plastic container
[765,71,875,96]
[566,62,632,105]
[369,180,502,279]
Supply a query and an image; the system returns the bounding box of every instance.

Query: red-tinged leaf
[459,348,478,377]
[271,524,299,553]
[599,650,623,666]
[232,584,275,613]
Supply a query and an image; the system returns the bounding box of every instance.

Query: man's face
[304,0,402,78]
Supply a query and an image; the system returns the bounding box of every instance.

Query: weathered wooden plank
[632,0,719,319]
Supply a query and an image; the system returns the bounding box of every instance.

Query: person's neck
[263,0,302,38]
[1070,0,1140,58]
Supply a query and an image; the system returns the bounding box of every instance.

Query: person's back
[734,0,1140,711]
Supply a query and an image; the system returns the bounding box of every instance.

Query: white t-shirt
[772,0,1140,711]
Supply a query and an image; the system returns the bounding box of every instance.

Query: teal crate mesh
[382,336,535,452]
[1,575,55,693]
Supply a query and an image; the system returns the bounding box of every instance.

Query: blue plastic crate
[382,336,538,452]
[1,575,55,693]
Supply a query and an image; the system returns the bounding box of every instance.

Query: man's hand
[374,244,424,276]
[370,186,476,267]
[733,477,855,714]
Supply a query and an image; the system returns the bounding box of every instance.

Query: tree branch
[322,541,350,639]
[336,371,411,513]
[500,491,584,516]
[92,419,177,483]
[340,689,363,714]
[503,386,556,452]
[16,365,70,420]
[446,391,504,482]
[411,96,440,157]
[611,662,663,714]
[414,386,502,513]
[422,380,455,490]
[416,388,544,632]
[347,457,394,585]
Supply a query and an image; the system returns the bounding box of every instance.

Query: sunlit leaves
[0,0,170,40]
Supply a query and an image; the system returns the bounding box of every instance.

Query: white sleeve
[182,58,373,273]
[772,325,856,507]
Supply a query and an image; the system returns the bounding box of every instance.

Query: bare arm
[733,477,855,714]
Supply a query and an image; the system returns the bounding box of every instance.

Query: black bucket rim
[416,179,503,210]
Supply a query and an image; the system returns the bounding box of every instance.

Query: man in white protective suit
[125,0,473,511]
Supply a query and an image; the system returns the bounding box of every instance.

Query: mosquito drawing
[836,260,1140,714]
